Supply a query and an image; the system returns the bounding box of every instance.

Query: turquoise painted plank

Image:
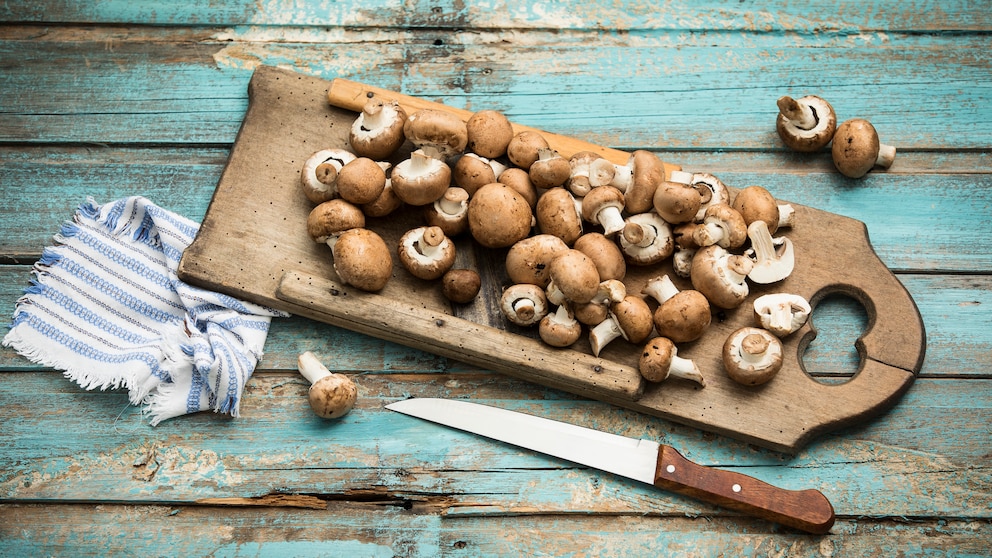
[1,0,989,31]
[0,35,989,150]
[2,147,989,271]
[0,371,988,517]
[2,505,989,558]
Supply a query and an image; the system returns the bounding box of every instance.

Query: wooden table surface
[1,2,989,556]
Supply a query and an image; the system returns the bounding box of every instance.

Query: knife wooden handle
[653,445,835,534]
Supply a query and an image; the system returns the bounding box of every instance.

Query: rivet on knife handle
[654,445,836,535]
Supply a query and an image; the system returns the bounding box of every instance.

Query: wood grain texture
[0,0,989,554]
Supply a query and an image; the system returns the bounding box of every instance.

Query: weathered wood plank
[1,147,990,271]
[2,0,990,31]
[0,370,988,518]
[1,504,989,558]
[0,32,989,150]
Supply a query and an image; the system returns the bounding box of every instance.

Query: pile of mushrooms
[300,95,817,391]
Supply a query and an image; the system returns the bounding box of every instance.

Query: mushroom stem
[596,205,626,236]
[298,351,332,384]
[748,221,778,265]
[610,159,634,192]
[589,317,623,356]
[669,355,706,387]
[642,274,679,304]
[777,96,818,130]
[361,100,386,130]
[739,332,772,363]
[777,204,796,229]
[512,298,537,322]
[436,187,469,216]
[876,143,897,169]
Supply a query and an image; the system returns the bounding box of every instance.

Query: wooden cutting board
[178,66,925,453]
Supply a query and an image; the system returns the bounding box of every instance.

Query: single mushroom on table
[335,157,387,205]
[539,304,583,348]
[745,220,795,284]
[328,228,393,292]
[424,186,470,237]
[535,187,584,246]
[498,167,539,208]
[307,198,366,245]
[683,203,748,251]
[775,95,837,153]
[300,148,357,204]
[642,274,711,344]
[452,152,501,196]
[621,151,668,215]
[529,148,572,190]
[618,212,675,266]
[441,268,482,304]
[505,234,570,288]
[588,295,654,357]
[753,293,811,337]
[639,337,705,386]
[390,147,452,206]
[397,225,456,281]
[545,249,602,306]
[723,327,784,386]
[500,283,550,327]
[691,244,754,309]
[573,232,626,282]
[349,97,408,160]
[467,182,534,249]
[297,351,359,419]
[832,118,896,179]
[506,130,551,170]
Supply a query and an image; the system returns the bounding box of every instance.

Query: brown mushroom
[506,130,550,170]
[336,157,387,205]
[588,295,653,356]
[328,228,393,292]
[653,170,702,225]
[529,148,572,189]
[361,178,405,218]
[300,148,357,204]
[686,203,748,250]
[745,220,795,284]
[466,109,514,158]
[298,351,358,419]
[642,274,711,344]
[424,186,470,237]
[307,199,366,244]
[618,212,674,266]
[690,245,753,309]
[639,337,705,386]
[397,226,456,281]
[546,249,601,305]
[498,167,539,208]
[539,304,583,348]
[573,232,626,282]
[831,118,896,179]
[452,153,501,196]
[776,95,837,153]
[390,148,452,206]
[623,150,668,215]
[535,187,584,246]
[567,151,616,197]
[723,327,784,386]
[731,185,794,234]
[467,182,534,248]
[580,186,627,236]
[403,108,469,160]
[349,98,408,160]
[500,283,549,327]
[505,234,570,287]
[441,268,482,304]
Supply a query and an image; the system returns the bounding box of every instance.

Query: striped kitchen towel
[2,197,289,425]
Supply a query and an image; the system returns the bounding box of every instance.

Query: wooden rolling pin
[326,78,680,176]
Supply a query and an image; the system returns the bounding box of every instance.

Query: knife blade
[386,398,835,534]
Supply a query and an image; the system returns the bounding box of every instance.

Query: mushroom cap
[580,185,625,224]
[690,173,730,222]
[452,153,498,196]
[390,149,453,206]
[466,109,514,158]
[441,268,482,304]
[307,199,366,243]
[361,180,405,218]
[529,148,572,189]
[732,185,781,234]
[500,283,549,327]
[753,293,811,337]
[539,305,582,348]
[506,130,550,170]
[308,373,359,419]
[690,245,752,309]
[573,232,626,282]
[330,228,393,292]
[625,150,666,214]
[618,212,674,266]
[403,109,469,159]
[653,289,711,343]
[573,299,610,326]
[505,234,570,287]
[700,203,748,250]
[336,157,387,205]
[349,98,408,160]
[653,179,702,225]
[498,167,538,208]
[424,186,470,237]
[776,95,837,153]
[397,226,456,281]
[832,118,882,178]
[723,327,784,386]
[639,336,676,382]
[610,295,654,344]
[535,187,583,246]
[567,151,616,196]
[301,148,357,204]
[467,182,534,248]
[548,249,601,304]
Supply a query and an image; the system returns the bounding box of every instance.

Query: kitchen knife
[386,398,835,534]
